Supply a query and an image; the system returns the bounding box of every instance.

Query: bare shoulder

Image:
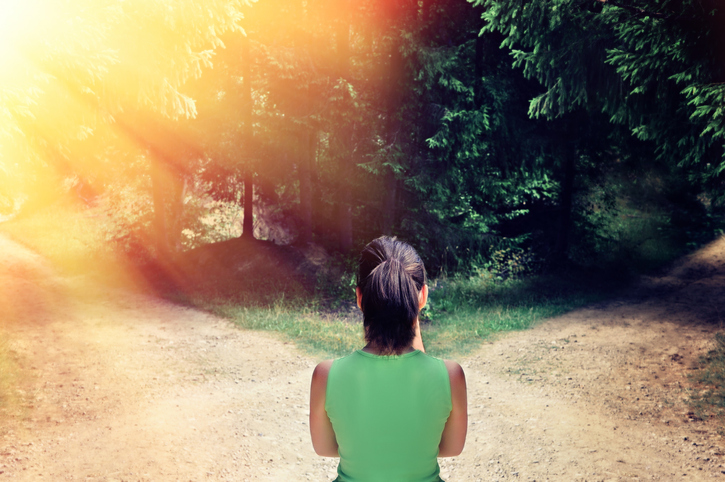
[314,359,334,373]
[311,359,334,385]
[443,359,466,384]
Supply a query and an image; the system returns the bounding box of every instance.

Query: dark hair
[357,236,427,355]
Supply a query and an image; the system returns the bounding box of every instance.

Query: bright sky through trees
[0,0,722,277]
[0,0,68,82]
[0,0,31,58]
[0,0,247,232]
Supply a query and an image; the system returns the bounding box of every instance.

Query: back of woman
[310,236,467,482]
[326,349,450,481]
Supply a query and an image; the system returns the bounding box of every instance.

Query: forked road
[1,233,725,480]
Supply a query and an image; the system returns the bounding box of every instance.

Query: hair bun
[357,236,427,355]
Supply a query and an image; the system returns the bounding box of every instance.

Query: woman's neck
[361,344,416,356]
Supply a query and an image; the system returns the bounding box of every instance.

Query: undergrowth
[690,332,725,428]
[208,301,365,358]
[1,196,721,360]
[191,267,619,359]
[420,272,617,357]
[0,198,133,284]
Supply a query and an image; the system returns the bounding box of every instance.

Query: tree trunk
[168,173,187,252]
[337,4,353,252]
[554,141,576,263]
[422,0,433,27]
[240,34,255,239]
[298,129,314,244]
[149,153,170,258]
[381,32,403,235]
[339,192,353,251]
[381,170,398,235]
[117,113,200,258]
[242,170,254,239]
[338,134,354,251]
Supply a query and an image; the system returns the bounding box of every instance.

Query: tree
[477,0,725,203]
[334,0,354,252]
[350,0,561,270]
[0,0,250,255]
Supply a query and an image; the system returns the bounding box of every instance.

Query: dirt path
[1,234,725,481]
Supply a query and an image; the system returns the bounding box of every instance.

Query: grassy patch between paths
[205,302,365,358]
[421,273,616,357]
[195,270,617,360]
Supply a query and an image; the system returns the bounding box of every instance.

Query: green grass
[689,333,725,429]
[189,269,617,360]
[206,301,365,358]
[420,273,615,357]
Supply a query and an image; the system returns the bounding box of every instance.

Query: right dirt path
[439,238,725,480]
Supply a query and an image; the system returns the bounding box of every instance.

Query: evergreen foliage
[1,0,723,277]
[478,0,725,200]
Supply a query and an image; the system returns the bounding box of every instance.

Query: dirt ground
[2,234,725,481]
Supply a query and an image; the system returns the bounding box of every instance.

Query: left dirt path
[0,234,338,481]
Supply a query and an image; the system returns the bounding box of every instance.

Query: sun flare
[0,0,43,79]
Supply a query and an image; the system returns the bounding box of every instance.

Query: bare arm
[438,360,467,457]
[309,360,339,457]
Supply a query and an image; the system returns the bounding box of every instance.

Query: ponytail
[357,236,427,355]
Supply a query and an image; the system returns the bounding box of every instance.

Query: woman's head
[357,236,427,354]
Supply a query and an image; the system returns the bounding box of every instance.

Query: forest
[2,0,724,281]
[4,3,725,477]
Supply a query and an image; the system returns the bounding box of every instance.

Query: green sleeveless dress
[325,350,452,482]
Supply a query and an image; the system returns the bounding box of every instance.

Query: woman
[310,236,467,481]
